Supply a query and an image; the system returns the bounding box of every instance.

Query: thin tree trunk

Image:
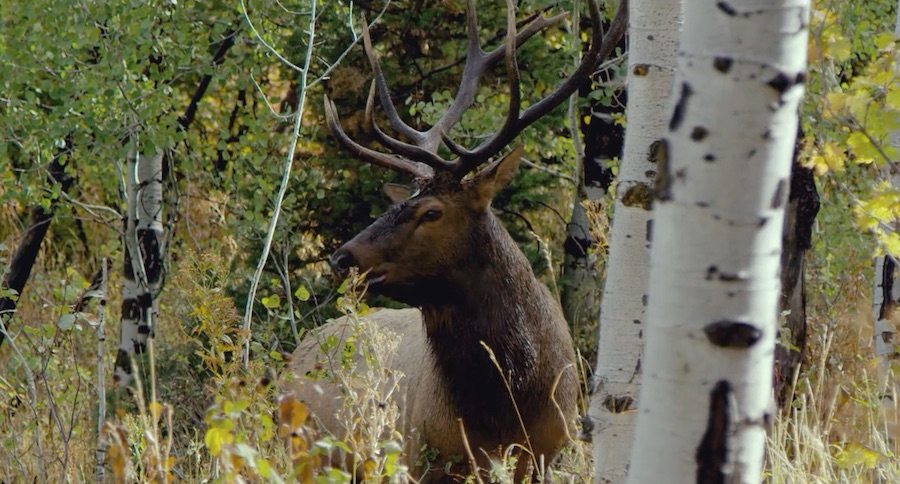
[874,256,899,365]
[627,1,810,482]
[0,147,74,347]
[775,137,819,406]
[588,0,680,480]
[114,151,164,386]
[559,11,627,366]
[871,0,900,413]
[561,200,602,357]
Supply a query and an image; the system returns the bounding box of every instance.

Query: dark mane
[421,212,550,441]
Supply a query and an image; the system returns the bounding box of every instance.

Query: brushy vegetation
[1,186,897,482]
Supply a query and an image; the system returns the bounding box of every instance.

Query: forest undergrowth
[1,181,897,482]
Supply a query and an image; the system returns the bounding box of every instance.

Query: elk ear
[468,145,524,209]
[383,183,413,203]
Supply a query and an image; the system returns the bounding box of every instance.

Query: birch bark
[114,151,164,386]
[627,1,810,481]
[872,0,900,396]
[589,0,680,481]
[874,256,899,369]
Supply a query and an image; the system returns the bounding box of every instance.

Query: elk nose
[330,249,357,275]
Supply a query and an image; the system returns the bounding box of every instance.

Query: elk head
[327,0,627,305]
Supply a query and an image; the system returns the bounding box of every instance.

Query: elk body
[282,1,627,481]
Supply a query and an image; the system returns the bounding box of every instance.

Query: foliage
[0,0,898,481]
[802,0,899,256]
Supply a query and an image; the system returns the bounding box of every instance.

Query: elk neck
[420,210,556,440]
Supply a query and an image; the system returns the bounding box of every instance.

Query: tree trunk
[114,151,164,386]
[775,139,819,406]
[588,0,680,481]
[0,147,74,347]
[874,256,899,366]
[559,14,627,366]
[627,1,810,482]
[871,0,900,418]
[560,198,603,360]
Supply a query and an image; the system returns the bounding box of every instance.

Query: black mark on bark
[772,178,787,209]
[691,127,709,141]
[717,1,737,16]
[669,83,694,131]
[603,395,635,413]
[633,64,650,76]
[654,140,672,201]
[114,349,133,377]
[137,229,162,285]
[648,139,667,164]
[704,321,762,348]
[696,380,731,484]
[121,298,141,320]
[713,57,733,73]
[622,183,654,210]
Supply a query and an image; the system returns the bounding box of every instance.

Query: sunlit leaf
[261,294,281,309]
[294,285,311,302]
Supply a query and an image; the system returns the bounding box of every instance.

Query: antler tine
[518,0,627,128]
[426,0,487,145]
[365,83,456,171]
[453,0,628,173]
[451,0,522,176]
[324,96,434,179]
[361,19,426,145]
[428,1,567,153]
[463,0,482,59]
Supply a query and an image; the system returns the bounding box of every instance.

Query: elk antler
[324,0,628,180]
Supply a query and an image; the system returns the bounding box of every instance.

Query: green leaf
[294,285,311,302]
[260,294,281,309]
[57,313,76,330]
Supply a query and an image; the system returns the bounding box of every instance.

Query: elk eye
[421,209,443,223]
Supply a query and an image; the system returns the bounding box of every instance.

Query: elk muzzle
[329,247,358,277]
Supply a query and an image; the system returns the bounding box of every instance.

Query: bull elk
[283,0,627,480]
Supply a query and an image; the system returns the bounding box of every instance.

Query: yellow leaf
[881,232,900,256]
[205,426,233,456]
[847,132,878,164]
[278,396,309,434]
[256,457,274,478]
[230,453,245,472]
[828,36,853,62]
[834,442,882,469]
[363,458,378,480]
[583,114,591,126]
[826,91,847,114]
[104,424,130,482]
[148,401,163,421]
[875,32,896,50]
[886,88,900,110]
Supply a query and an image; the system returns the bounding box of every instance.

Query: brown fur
[282,151,578,481]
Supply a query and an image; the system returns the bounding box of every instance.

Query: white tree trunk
[627,1,809,482]
[115,151,164,386]
[589,0,681,481]
[874,256,898,365]
[872,0,900,398]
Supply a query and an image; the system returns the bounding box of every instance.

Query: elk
[283,0,627,481]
